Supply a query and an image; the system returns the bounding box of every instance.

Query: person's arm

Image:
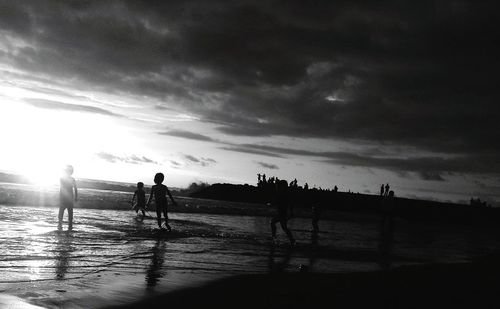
[146,186,154,207]
[166,187,177,205]
[131,191,137,204]
[73,179,78,202]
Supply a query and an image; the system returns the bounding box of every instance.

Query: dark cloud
[183,154,217,167]
[418,171,446,182]
[225,143,500,176]
[256,161,279,170]
[96,152,158,164]
[24,98,120,117]
[219,146,284,158]
[159,130,214,142]
[2,1,500,179]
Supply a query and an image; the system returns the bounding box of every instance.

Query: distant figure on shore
[147,173,177,231]
[380,184,384,196]
[311,205,320,233]
[384,183,390,196]
[58,165,78,230]
[131,182,146,220]
[304,183,309,190]
[334,185,338,192]
[270,179,295,246]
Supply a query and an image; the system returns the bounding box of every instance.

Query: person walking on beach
[385,183,390,196]
[311,205,320,233]
[270,179,295,246]
[58,165,77,230]
[146,173,177,231]
[131,182,146,220]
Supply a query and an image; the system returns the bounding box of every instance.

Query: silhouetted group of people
[58,165,177,231]
[380,183,391,196]
[259,174,338,246]
[470,197,492,208]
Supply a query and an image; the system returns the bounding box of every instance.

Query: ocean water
[1,200,500,308]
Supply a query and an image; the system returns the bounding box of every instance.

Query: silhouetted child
[58,165,77,230]
[131,182,146,220]
[146,173,177,231]
[270,180,295,246]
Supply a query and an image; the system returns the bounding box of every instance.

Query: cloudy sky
[1,1,499,204]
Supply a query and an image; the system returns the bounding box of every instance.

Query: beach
[1,184,500,308]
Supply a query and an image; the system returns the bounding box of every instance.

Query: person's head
[154,173,164,184]
[63,165,74,176]
[137,182,144,189]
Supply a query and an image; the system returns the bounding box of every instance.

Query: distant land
[0,171,182,194]
[1,171,498,224]
[191,183,500,224]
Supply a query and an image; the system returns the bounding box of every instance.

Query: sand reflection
[54,232,74,280]
[145,238,167,288]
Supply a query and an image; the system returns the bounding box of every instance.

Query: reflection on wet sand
[54,231,74,280]
[267,245,292,273]
[146,238,167,288]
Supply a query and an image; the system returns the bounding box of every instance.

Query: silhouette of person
[380,184,384,196]
[257,173,261,186]
[334,185,338,192]
[384,183,390,196]
[147,173,177,230]
[262,174,267,184]
[131,182,146,220]
[58,165,77,230]
[304,183,309,190]
[270,180,295,246]
[311,205,320,233]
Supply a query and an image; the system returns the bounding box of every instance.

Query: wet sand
[2,201,500,308]
[105,258,500,309]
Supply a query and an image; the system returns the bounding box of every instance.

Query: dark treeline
[191,183,500,224]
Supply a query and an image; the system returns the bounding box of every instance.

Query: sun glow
[0,93,133,184]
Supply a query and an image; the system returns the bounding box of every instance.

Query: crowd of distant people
[470,197,492,208]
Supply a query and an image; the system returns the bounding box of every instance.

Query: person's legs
[270,217,279,238]
[280,219,295,245]
[312,218,319,232]
[68,207,73,230]
[162,206,171,231]
[58,206,65,222]
[156,207,162,228]
[58,206,65,229]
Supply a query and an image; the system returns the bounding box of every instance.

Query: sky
[0,1,499,205]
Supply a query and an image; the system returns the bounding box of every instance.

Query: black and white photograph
[1,1,500,308]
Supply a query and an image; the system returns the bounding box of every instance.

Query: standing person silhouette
[146,173,177,231]
[58,165,77,231]
[131,182,146,220]
[270,180,295,246]
[380,184,385,196]
[385,183,390,196]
